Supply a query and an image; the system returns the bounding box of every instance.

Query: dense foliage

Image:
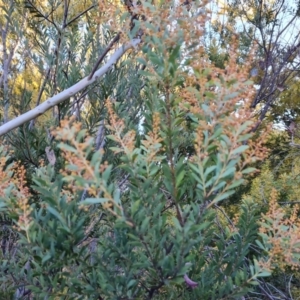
[1,0,300,299]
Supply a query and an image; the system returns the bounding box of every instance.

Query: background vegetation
[1,0,300,298]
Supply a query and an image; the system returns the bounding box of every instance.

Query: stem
[165,85,183,225]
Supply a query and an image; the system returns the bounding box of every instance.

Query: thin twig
[77,213,105,246]
[88,33,120,80]
[65,4,95,27]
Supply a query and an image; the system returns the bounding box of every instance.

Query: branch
[88,33,120,80]
[0,39,141,136]
[95,119,106,151]
[26,0,59,30]
[65,4,95,27]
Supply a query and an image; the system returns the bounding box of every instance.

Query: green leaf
[80,198,109,205]
[148,53,163,66]
[189,163,201,175]
[237,133,252,143]
[236,121,253,135]
[168,44,181,64]
[176,170,185,187]
[242,167,257,174]
[131,200,140,216]
[46,206,65,224]
[66,164,79,171]
[140,216,150,233]
[258,271,272,277]
[127,279,137,289]
[255,240,266,250]
[211,190,235,204]
[204,165,216,178]
[57,143,77,153]
[210,127,223,140]
[109,146,123,153]
[172,216,182,231]
[42,253,52,264]
[168,277,184,284]
[231,145,248,156]
[102,165,112,181]
[220,167,235,179]
[227,179,244,190]
[107,135,119,142]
